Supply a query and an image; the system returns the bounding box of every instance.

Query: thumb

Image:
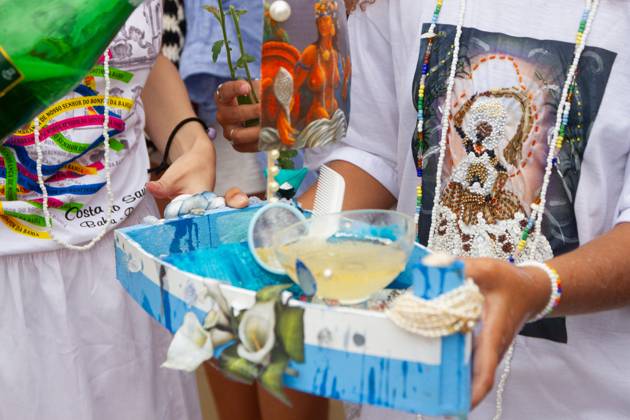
[147,175,178,200]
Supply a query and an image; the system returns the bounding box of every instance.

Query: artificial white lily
[204,283,232,326]
[237,301,276,365]
[162,312,214,372]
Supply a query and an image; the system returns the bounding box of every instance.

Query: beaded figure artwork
[415,0,599,265]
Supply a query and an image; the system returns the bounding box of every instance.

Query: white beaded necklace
[415,1,600,419]
[34,49,115,251]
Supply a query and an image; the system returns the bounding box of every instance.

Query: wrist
[518,262,562,321]
[518,265,554,320]
[169,127,212,163]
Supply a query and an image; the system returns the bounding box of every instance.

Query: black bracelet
[148,117,208,174]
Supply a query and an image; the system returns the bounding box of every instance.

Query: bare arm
[467,222,630,406]
[298,160,396,210]
[141,55,217,199]
[142,55,215,163]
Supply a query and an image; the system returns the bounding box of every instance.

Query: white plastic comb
[312,164,346,216]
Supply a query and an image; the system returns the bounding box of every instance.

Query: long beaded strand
[426,0,467,247]
[532,0,599,253]
[495,2,600,419]
[414,0,444,226]
[34,49,116,251]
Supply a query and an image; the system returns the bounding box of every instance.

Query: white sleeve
[614,151,630,225]
[305,4,400,196]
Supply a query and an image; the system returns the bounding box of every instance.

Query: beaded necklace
[33,49,115,251]
[414,0,443,224]
[412,2,600,419]
[415,0,599,262]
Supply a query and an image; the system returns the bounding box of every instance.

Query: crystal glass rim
[272,209,415,245]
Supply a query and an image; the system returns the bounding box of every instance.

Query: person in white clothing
[0,1,249,419]
[215,0,630,418]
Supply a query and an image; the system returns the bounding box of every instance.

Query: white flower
[162,312,214,372]
[237,301,276,365]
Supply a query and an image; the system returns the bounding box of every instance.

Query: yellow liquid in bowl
[276,238,408,303]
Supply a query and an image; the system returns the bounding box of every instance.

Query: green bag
[0,0,143,141]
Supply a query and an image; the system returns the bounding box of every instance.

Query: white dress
[0,1,201,419]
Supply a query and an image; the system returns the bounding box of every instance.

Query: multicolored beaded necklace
[414,0,442,224]
[414,0,599,263]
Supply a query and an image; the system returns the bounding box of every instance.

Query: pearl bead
[270,181,280,192]
[268,196,279,204]
[270,149,280,160]
[269,0,291,23]
[269,166,280,177]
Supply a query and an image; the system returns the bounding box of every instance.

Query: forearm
[141,55,212,161]
[298,160,396,210]
[525,223,630,316]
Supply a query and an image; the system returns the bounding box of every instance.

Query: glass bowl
[272,210,415,304]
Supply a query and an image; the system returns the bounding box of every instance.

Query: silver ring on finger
[228,127,237,143]
[216,83,224,102]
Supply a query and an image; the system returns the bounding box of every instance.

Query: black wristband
[148,117,208,174]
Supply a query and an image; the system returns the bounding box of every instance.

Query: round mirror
[248,202,306,274]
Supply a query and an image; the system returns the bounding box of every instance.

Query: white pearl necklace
[34,49,115,251]
[387,278,483,338]
[427,0,467,247]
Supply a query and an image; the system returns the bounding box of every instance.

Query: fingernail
[207,127,217,140]
[239,84,250,95]
[232,193,249,207]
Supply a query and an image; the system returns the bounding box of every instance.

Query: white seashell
[164,199,184,219]
[178,194,209,216]
[208,196,226,210]
[201,191,217,202]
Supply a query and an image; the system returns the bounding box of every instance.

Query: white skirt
[0,197,201,420]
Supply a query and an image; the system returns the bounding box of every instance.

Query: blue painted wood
[115,208,471,416]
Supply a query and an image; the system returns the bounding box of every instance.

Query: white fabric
[212,123,266,196]
[0,0,162,255]
[0,196,202,420]
[306,1,630,419]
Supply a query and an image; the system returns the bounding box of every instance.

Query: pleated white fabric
[0,197,202,420]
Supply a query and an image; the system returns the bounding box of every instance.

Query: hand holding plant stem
[205,0,294,168]
[205,1,258,106]
[228,5,258,104]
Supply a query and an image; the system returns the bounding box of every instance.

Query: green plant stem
[217,0,236,79]
[229,8,259,103]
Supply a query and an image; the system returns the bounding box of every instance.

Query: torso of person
[0,0,162,256]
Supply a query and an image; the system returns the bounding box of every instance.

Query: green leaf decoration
[276,306,305,362]
[259,350,291,406]
[203,5,221,22]
[256,284,292,303]
[218,344,260,385]
[236,8,248,16]
[211,40,225,63]
[235,54,256,69]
